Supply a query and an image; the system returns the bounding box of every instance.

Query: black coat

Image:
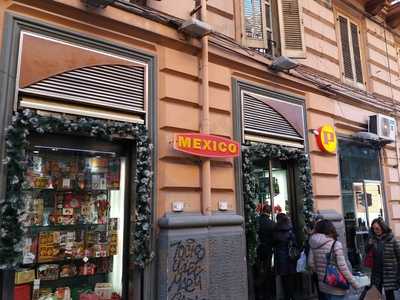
[256,214,275,261]
[273,223,297,275]
[369,232,400,290]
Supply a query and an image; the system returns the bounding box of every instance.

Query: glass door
[353,180,384,229]
[254,159,290,220]
[349,180,384,270]
[252,158,291,300]
[16,135,132,300]
[363,181,384,226]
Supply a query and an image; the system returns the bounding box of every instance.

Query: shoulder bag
[288,232,300,261]
[322,241,350,290]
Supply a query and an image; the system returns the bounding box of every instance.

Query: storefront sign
[174,133,240,158]
[316,124,337,154]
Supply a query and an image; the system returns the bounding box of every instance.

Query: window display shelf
[22,188,109,192]
[32,255,112,265]
[39,273,108,288]
[26,223,107,234]
[18,143,124,299]
[21,254,113,265]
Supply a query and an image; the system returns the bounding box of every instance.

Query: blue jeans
[320,293,345,300]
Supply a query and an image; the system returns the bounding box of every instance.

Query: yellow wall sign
[316,125,337,154]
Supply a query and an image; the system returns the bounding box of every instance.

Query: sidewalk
[346,289,400,300]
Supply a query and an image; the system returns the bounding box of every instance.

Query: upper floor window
[337,14,365,88]
[242,0,306,58]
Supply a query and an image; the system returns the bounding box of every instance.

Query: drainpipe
[200,0,211,216]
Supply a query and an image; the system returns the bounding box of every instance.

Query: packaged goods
[59,264,78,278]
[15,268,35,284]
[94,283,112,300]
[79,263,96,276]
[37,264,59,281]
[15,284,31,300]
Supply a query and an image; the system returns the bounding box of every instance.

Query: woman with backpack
[308,219,360,300]
[273,213,298,300]
[359,218,400,300]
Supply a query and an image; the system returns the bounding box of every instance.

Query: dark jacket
[273,222,297,275]
[368,232,400,290]
[256,214,275,261]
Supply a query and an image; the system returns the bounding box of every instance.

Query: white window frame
[242,0,275,55]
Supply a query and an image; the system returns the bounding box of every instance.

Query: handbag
[323,241,350,290]
[363,248,374,269]
[288,232,300,261]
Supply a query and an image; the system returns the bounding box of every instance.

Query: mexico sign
[174,133,240,158]
[316,124,337,154]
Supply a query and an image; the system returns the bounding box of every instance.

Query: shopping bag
[363,249,374,269]
[296,250,307,272]
[363,286,382,300]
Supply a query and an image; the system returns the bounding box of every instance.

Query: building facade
[0,0,400,299]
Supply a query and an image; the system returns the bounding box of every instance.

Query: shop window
[337,14,365,89]
[339,139,384,270]
[18,135,132,299]
[242,0,306,58]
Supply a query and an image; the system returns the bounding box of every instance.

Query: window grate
[19,65,146,113]
[242,93,302,140]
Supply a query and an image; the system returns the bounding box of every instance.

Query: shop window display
[339,139,384,270]
[16,146,125,300]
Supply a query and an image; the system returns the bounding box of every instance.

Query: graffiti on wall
[168,238,207,300]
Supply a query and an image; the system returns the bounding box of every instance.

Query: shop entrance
[17,134,137,300]
[247,155,308,300]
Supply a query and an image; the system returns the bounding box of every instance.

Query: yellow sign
[316,125,337,154]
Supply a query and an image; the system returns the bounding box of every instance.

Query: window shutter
[350,22,363,84]
[243,0,266,48]
[339,16,354,80]
[277,0,306,58]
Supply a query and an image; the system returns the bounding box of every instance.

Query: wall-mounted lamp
[270,56,298,71]
[178,18,212,38]
[82,0,116,8]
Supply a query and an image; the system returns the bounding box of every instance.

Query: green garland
[242,142,313,265]
[0,109,154,269]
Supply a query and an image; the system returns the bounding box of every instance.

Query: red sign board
[173,133,240,158]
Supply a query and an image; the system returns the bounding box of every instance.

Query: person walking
[273,213,297,300]
[359,218,400,300]
[308,219,359,300]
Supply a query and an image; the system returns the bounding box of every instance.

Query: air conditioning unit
[368,114,397,142]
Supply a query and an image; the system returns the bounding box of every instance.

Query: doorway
[247,156,306,300]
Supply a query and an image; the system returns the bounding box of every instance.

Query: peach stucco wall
[2,0,400,235]
[157,45,235,216]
